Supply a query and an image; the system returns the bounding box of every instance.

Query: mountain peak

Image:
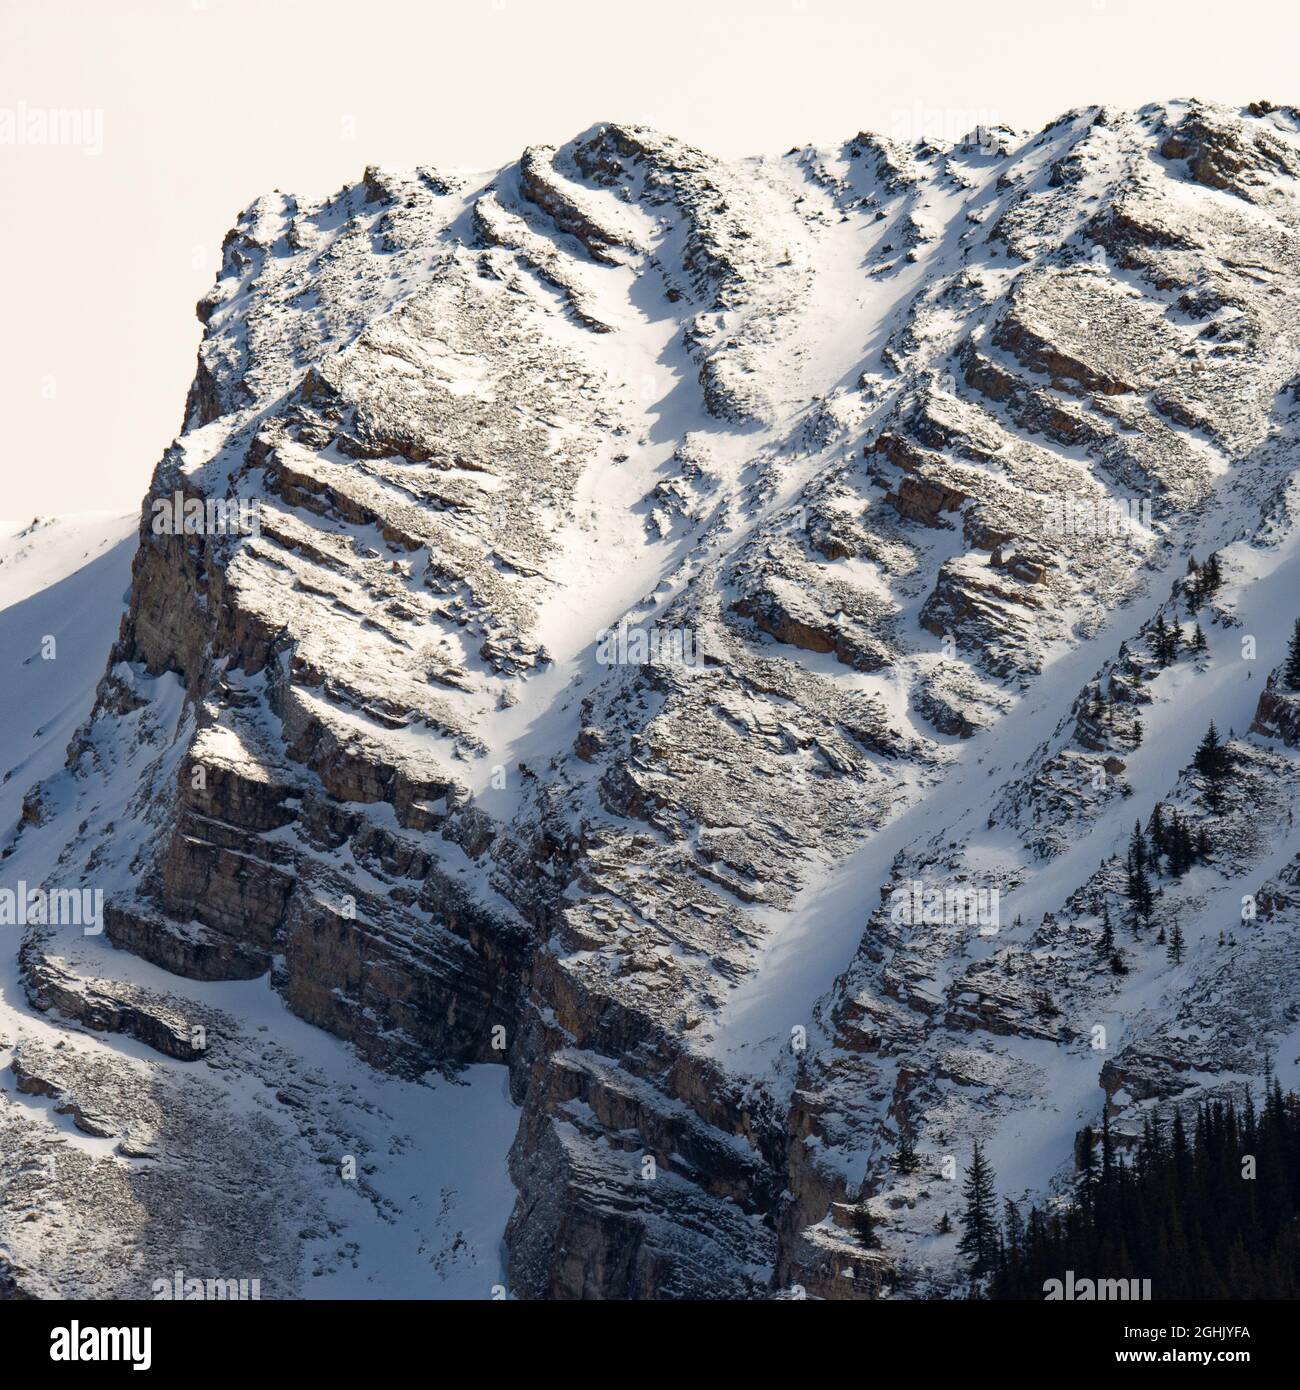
[6,98,1300,1299]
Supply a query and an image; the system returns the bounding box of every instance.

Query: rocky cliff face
[6,99,1300,1299]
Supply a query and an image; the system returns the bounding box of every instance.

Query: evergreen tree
[1078,1126,1097,1206]
[1003,1196,1025,1254]
[1186,559,1204,613]
[1151,615,1166,664]
[1001,1198,1026,1296]
[991,1083,1300,1301]
[1186,553,1224,612]
[1194,721,1231,812]
[1127,821,1155,929]
[1167,918,1185,964]
[1165,813,1180,876]
[1100,1108,1116,1190]
[1286,617,1300,691]
[1167,814,1195,878]
[957,1141,999,1278]
[1097,903,1115,956]
[850,1200,882,1250]
[1193,623,1209,656]
[894,1131,919,1174]
[1152,615,1174,667]
[1128,819,1147,875]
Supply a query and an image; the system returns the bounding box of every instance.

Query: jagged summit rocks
[5,99,1300,1298]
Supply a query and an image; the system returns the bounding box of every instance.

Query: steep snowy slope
[0,517,519,1299]
[5,98,1300,1299]
[0,515,137,851]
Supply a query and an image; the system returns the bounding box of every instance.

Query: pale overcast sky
[3,0,1298,519]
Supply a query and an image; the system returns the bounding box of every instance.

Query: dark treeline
[983,1083,1300,1299]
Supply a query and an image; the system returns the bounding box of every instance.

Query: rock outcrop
[7,100,1300,1300]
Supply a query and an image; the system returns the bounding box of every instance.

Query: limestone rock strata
[10,100,1300,1299]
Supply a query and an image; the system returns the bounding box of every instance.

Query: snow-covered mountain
[5,97,1300,1299]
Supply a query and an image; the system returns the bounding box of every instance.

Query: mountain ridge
[4,97,1300,1299]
